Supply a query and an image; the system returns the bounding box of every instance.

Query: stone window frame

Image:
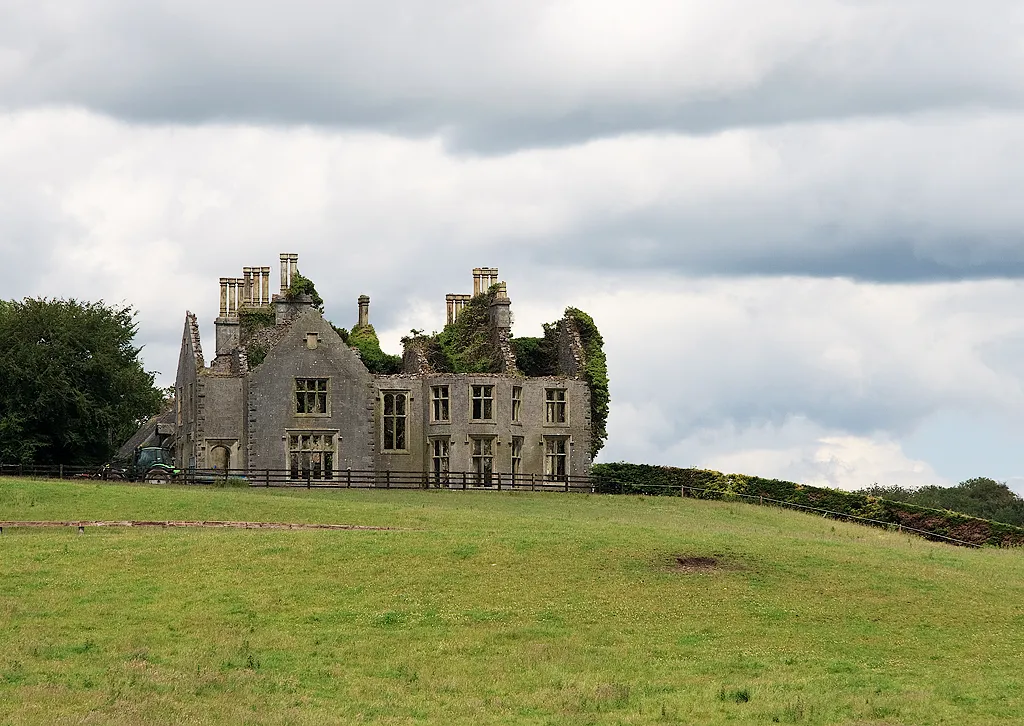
[470,435,495,484]
[430,436,450,484]
[510,435,524,479]
[511,385,522,423]
[544,435,569,481]
[431,385,450,423]
[295,377,330,417]
[381,390,410,453]
[471,384,494,421]
[545,387,568,425]
[286,430,337,480]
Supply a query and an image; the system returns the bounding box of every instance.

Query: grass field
[1,479,1022,725]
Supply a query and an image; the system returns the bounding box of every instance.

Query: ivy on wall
[565,307,609,460]
[246,343,269,368]
[238,307,277,370]
[434,287,502,373]
[349,323,403,374]
[238,307,276,341]
[511,333,556,377]
[511,307,609,458]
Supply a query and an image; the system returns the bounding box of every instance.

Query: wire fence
[0,462,984,547]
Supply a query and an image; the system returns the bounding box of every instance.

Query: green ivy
[348,323,403,374]
[286,269,324,312]
[401,332,453,372]
[564,307,609,459]
[246,343,268,368]
[511,334,556,377]
[434,288,502,373]
[238,307,276,342]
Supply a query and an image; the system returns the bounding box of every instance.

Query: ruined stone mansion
[172,254,596,482]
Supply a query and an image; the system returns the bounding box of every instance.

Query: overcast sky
[4,1,1024,492]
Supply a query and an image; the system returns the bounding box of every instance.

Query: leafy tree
[0,298,164,465]
[858,478,1024,527]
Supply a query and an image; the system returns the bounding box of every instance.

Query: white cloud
[700,427,948,491]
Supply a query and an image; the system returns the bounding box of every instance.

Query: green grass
[1,479,1022,725]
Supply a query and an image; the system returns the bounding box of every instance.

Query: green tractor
[110,446,180,483]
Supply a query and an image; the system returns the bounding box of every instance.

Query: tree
[0,298,164,465]
[857,477,1024,527]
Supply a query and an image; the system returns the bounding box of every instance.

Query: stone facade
[173,254,593,482]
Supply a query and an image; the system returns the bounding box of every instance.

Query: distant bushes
[591,463,1024,547]
[858,478,1024,527]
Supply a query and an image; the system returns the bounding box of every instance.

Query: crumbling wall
[555,316,585,378]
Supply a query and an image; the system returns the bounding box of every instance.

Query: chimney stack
[358,295,370,327]
[219,278,229,317]
[242,267,253,306]
[261,266,270,304]
[279,253,299,293]
[446,294,456,325]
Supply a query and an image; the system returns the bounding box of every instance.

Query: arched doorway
[210,445,231,470]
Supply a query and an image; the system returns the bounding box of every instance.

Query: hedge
[590,462,1024,547]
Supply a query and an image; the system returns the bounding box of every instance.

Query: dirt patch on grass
[670,555,723,573]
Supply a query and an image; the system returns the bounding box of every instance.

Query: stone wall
[245,308,377,472]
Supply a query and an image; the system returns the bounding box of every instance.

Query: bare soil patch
[670,555,722,573]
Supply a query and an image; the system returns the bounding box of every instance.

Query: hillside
[1,479,1022,725]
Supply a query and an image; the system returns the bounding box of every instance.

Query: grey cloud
[3,2,1024,150]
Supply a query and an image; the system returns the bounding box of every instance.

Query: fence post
[306,469,311,489]
[346,468,351,488]
[531,473,535,492]
[496,473,502,491]
[59,464,63,480]
[462,471,467,490]
[386,470,391,489]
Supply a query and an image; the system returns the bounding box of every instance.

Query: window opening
[295,378,329,415]
[471,436,494,485]
[472,385,494,420]
[289,432,335,480]
[545,437,568,481]
[382,391,408,451]
[511,436,523,479]
[431,385,450,422]
[545,388,567,424]
[430,437,450,484]
[511,386,522,423]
